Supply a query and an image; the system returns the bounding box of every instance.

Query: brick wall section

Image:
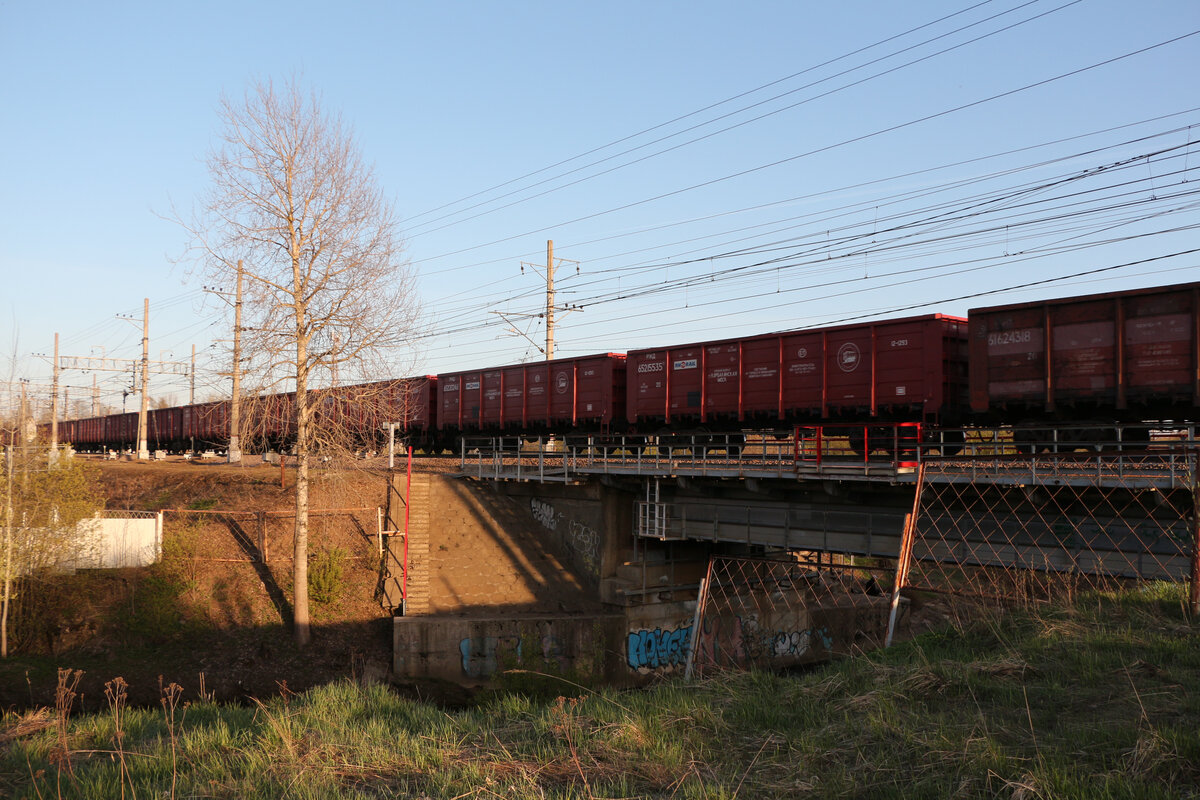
[402,473,431,615]
[406,476,605,616]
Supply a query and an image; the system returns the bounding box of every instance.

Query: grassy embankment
[2,583,1198,799]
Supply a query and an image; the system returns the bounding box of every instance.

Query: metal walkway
[460,424,1198,491]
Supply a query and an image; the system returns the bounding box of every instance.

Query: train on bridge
[52,280,1200,454]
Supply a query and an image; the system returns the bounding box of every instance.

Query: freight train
[51,280,1200,454]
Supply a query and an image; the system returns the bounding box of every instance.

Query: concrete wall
[73,514,162,569]
[622,596,895,678]
[394,595,896,685]
[492,481,633,587]
[394,614,627,685]
[18,513,164,575]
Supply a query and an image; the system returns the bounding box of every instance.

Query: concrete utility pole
[50,333,59,454]
[507,240,579,361]
[545,240,555,360]
[92,375,99,417]
[18,383,35,462]
[202,263,245,462]
[228,260,243,463]
[137,298,150,460]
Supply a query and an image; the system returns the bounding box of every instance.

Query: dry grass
[0,708,53,744]
[3,585,1200,799]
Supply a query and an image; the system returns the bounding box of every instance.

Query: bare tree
[179,77,420,646]
[2,332,103,657]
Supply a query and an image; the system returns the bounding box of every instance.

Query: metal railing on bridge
[461,424,923,482]
[461,424,1197,488]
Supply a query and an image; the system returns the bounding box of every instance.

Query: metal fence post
[886,461,925,646]
[1190,448,1200,616]
[684,569,711,680]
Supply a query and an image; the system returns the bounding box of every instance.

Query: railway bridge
[386,424,1199,685]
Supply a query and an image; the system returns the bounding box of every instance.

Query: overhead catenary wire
[415,107,1200,284]
[399,0,1010,228]
[412,28,1200,266]
[405,0,1079,239]
[416,115,1200,347]
[414,133,1200,353]
[413,189,1200,367]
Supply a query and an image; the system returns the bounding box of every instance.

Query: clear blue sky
[2,0,1197,413]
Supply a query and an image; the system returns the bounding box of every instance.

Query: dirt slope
[1,459,395,711]
[0,457,606,711]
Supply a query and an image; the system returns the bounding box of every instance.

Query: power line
[415,134,1199,345]
[406,0,1083,240]
[400,0,1008,227]
[415,29,1200,266]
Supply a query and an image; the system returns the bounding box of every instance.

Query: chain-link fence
[686,554,893,678]
[896,452,1198,607]
[162,507,379,564]
[687,449,1200,676]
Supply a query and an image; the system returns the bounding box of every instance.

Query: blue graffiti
[627,626,692,670]
[459,636,522,678]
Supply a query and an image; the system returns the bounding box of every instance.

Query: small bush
[309,547,347,605]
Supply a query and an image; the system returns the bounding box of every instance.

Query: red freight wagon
[80,416,103,448]
[72,417,95,448]
[438,354,626,433]
[87,416,112,449]
[969,281,1200,418]
[313,377,435,439]
[183,401,229,446]
[257,392,296,445]
[149,407,183,450]
[105,412,138,448]
[627,314,968,425]
[389,376,436,433]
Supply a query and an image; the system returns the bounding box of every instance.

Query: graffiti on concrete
[566,519,599,573]
[528,498,600,575]
[460,635,522,679]
[694,615,744,671]
[530,498,558,531]
[459,625,569,678]
[770,628,832,658]
[692,614,832,672]
[627,625,692,671]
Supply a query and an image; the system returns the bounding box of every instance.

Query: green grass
[3,584,1199,798]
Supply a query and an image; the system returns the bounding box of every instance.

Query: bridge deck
[461,427,1197,491]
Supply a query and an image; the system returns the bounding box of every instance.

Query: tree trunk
[294,446,310,646]
[293,333,311,647]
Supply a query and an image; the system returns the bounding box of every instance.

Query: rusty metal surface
[969,280,1200,415]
